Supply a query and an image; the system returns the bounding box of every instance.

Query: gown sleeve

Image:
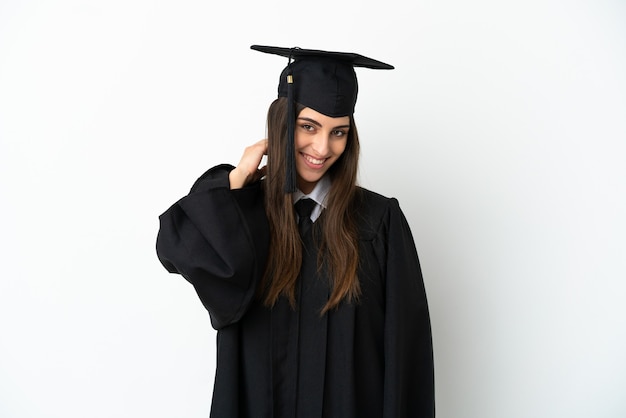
[381,198,435,417]
[155,164,269,330]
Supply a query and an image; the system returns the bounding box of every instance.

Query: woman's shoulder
[355,186,401,210]
[354,187,402,238]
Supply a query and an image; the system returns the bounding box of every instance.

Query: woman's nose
[311,133,330,156]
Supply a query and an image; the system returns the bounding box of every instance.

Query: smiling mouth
[302,153,328,166]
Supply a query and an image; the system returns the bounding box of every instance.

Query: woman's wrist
[229,167,249,190]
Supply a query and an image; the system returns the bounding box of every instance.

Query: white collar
[292,175,331,222]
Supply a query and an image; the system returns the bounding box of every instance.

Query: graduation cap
[250,45,394,193]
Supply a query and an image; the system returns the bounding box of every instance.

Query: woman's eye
[333,130,346,137]
[301,124,314,131]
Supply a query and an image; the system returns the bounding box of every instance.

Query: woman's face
[294,107,350,194]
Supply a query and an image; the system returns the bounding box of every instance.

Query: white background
[1,1,625,417]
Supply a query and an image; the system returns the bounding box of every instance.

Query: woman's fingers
[230,139,268,189]
[240,139,268,173]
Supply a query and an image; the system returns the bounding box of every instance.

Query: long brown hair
[261,97,361,313]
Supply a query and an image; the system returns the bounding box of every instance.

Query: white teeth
[304,154,325,165]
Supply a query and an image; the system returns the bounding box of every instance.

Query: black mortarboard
[250,45,394,192]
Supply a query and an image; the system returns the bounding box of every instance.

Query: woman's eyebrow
[297,117,350,130]
[297,117,322,127]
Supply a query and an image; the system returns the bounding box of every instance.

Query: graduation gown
[156,164,435,417]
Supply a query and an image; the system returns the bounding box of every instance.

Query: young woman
[156,45,435,417]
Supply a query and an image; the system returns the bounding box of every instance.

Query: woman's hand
[229,139,268,190]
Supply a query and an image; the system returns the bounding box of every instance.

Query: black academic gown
[156,164,435,418]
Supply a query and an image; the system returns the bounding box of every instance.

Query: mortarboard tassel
[284,53,297,193]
